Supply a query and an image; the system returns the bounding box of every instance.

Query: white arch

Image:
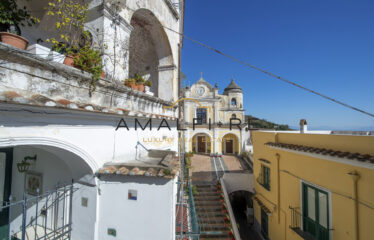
[191,131,213,141]
[222,173,254,194]
[222,132,240,141]
[0,137,98,172]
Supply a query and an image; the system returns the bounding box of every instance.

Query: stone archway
[129,9,174,100]
[222,133,239,154]
[191,133,212,154]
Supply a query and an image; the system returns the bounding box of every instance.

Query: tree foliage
[44,0,89,55]
[245,115,291,130]
[0,0,39,34]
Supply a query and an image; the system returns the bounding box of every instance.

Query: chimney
[300,119,307,133]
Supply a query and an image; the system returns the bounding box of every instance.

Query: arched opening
[0,144,96,239]
[231,98,237,106]
[191,133,212,154]
[222,133,239,155]
[129,9,174,99]
[229,191,255,239]
[231,113,237,119]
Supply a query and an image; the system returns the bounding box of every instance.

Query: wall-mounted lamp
[17,155,37,173]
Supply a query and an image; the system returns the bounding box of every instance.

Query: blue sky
[181,0,374,130]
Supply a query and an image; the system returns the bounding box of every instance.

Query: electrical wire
[161,25,374,119]
[5,4,373,118]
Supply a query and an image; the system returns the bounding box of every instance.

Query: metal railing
[289,207,331,240]
[186,177,200,239]
[176,157,200,239]
[0,182,74,240]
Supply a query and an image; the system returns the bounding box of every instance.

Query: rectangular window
[196,108,207,124]
[302,183,329,240]
[259,165,270,191]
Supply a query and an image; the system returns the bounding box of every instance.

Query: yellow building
[252,125,374,240]
[182,76,248,154]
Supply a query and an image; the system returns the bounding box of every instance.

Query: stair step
[196,206,222,212]
[200,231,231,239]
[200,224,228,231]
[194,196,221,201]
[195,202,222,207]
[194,191,219,196]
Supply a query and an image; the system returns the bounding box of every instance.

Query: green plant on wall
[145,80,152,87]
[73,46,103,92]
[45,0,104,94]
[0,0,39,34]
[124,78,136,87]
[134,73,145,85]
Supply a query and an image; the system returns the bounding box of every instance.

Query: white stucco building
[0,0,184,239]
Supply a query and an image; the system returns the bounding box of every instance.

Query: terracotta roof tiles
[0,90,177,120]
[265,142,374,164]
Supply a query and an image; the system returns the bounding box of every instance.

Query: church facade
[183,76,247,155]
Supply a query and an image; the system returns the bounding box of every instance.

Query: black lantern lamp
[17,155,37,173]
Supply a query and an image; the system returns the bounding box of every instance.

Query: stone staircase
[194,184,233,240]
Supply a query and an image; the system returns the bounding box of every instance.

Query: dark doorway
[230,191,260,240]
[197,136,206,153]
[225,140,233,154]
[0,148,13,239]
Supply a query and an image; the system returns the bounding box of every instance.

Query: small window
[258,165,270,191]
[231,114,237,119]
[231,98,237,106]
[196,108,207,124]
[128,189,137,200]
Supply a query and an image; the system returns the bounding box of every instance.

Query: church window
[196,108,207,124]
[231,98,237,106]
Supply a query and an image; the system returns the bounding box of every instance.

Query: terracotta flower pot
[0,32,28,50]
[63,55,75,67]
[137,84,145,92]
[130,83,137,89]
[101,71,105,78]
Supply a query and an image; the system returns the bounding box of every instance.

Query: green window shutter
[302,183,330,240]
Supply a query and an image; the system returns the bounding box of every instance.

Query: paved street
[191,154,250,183]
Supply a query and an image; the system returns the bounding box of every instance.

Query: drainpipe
[274,133,281,224]
[348,170,360,240]
[276,153,281,224]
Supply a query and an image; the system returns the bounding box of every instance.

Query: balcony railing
[289,207,331,240]
[0,183,74,240]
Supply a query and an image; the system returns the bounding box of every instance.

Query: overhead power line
[162,25,374,118]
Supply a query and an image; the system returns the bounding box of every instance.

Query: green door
[302,183,329,240]
[0,148,13,240]
[261,208,268,239]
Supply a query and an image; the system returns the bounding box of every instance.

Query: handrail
[220,178,241,240]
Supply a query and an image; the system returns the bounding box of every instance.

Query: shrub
[145,80,152,87]
[134,73,144,84]
[73,46,103,92]
[45,0,89,55]
[0,0,39,35]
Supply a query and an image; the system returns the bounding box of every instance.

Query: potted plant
[0,0,39,49]
[134,73,145,92]
[73,45,103,92]
[125,78,137,89]
[44,0,89,66]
